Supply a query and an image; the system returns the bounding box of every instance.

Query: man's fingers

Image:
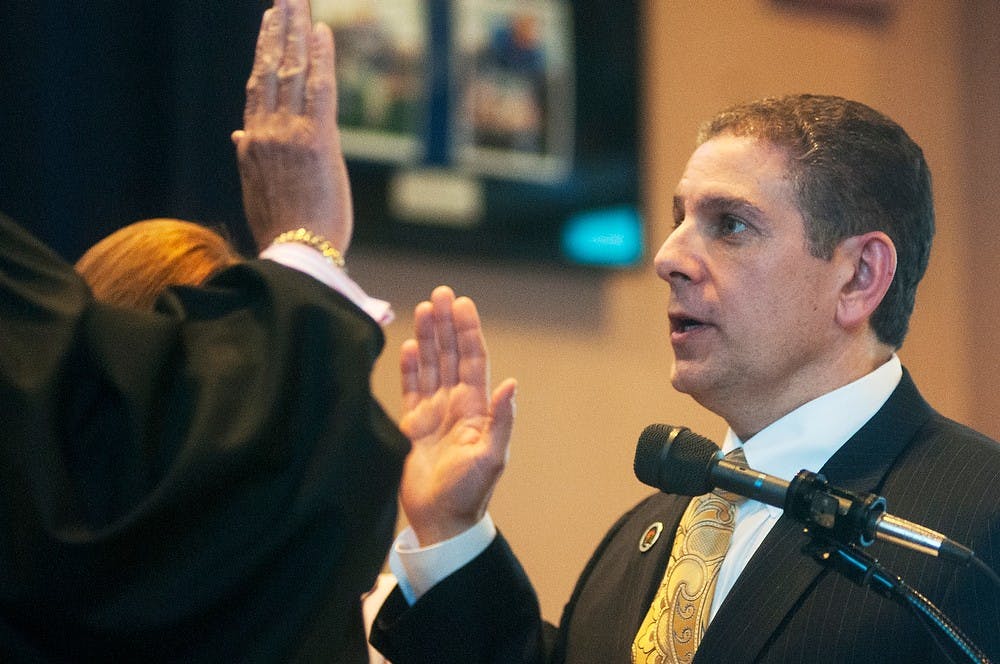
[432,287,460,387]
[489,378,518,459]
[452,296,488,391]
[414,301,439,396]
[408,287,485,394]
[400,339,421,413]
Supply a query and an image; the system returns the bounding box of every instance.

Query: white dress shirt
[709,354,901,619]
[389,355,903,617]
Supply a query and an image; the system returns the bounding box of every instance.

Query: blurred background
[1,0,998,623]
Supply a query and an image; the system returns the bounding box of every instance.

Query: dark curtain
[0,2,268,260]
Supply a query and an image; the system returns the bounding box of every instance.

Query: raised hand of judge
[231,0,353,254]
[398,286,518,546]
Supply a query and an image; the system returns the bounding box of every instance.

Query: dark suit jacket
[0,214,410,663]
[372,369,1000,663]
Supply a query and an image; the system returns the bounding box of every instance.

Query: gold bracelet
[272,228,345,268]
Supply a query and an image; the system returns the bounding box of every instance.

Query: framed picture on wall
[451,0,575,183]
[312,0,427,164]
[310,0,643,269]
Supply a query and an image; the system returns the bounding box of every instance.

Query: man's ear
[834,231,896,331]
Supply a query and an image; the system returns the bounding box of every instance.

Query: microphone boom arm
[803,533,993,664]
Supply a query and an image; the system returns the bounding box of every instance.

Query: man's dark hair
[697,94,934,349]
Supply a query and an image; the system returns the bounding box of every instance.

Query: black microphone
[634,423,974,564]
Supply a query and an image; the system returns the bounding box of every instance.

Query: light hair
[76,218,243,311]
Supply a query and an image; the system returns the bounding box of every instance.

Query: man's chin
[670,364,717,403]
[670,362,701,394]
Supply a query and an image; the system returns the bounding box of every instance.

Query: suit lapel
[562,490,693,662]
[692,370,933,663]
[817,369,932,495]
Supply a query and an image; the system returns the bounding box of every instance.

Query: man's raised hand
[399,286,517,546]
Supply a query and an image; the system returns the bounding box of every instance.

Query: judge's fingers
[304,21,336,124]
[276,0,311,114]
[431,286,460,387]
[245,2,286,124]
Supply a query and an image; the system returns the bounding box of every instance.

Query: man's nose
[654,222,701,286]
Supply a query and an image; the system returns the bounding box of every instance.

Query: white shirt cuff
[388,513,497,605]
[259,242,394,326]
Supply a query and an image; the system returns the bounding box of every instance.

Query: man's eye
[719,215,748,236]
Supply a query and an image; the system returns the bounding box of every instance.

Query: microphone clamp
[784,470,886,548]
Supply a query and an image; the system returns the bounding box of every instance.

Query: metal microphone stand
[802,532,992,664]
[786,471,994,663]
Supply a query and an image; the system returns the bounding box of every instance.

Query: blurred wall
[348,0,1000,623]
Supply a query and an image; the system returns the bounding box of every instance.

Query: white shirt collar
[722,354,902,483]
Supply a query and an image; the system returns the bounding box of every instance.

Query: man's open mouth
[670,316,706,333]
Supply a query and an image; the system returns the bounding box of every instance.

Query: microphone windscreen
[633,424,720,495]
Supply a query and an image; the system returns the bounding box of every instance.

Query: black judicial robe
[0,213,410,662]
[372,371,1000,663]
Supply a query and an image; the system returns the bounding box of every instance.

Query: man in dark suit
[0,0,413,661]
[370,95,1000,662]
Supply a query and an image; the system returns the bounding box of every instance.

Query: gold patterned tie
[631,447,747,664]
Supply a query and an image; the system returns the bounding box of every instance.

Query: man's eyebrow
[673,193,765,219]
[672,195,684,220]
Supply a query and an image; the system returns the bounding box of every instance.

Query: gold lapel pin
[638,522,664,553]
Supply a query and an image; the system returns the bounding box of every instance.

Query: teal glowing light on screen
[561,206,643,267]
